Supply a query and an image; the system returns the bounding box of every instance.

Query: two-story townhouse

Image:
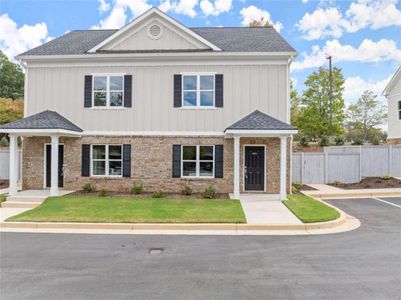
[383,66,401,144]
[0,7,297,200]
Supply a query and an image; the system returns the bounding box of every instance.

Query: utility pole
[327,55,333,136]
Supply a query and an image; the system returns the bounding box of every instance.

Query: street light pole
[327,55,333,136]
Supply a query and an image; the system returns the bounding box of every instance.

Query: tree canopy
[0,97,24,125]
[0,50,24,99]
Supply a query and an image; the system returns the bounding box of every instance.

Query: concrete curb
[303,190,401,199]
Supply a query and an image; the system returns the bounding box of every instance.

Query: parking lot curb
[302,189,401,199]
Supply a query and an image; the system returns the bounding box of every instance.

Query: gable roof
[17,8,296,57]
[225,110,297,131]
[383,66,401,96]
[0,110,82,132]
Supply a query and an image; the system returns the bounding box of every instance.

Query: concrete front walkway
[240,198,302,225]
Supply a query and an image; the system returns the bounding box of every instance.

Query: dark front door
[244,146,265,191]
[46,144,64,188]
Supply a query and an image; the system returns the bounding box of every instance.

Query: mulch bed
[328,177,401,190]
[292,183,317,194]
[69,191,230,199]
[0,180,9,189]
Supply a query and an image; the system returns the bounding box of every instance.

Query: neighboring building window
[93,75,124,107]
[399,101,401,120]
[182,74,215,107]
[91,145,122,176]
[182,145,214,177]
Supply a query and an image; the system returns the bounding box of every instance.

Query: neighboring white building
[383,66,401,144]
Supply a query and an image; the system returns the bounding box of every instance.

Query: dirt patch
[69,191,230,199]
[0,180,9,189]
[292,183,317,194]
[328,177,401,190]
[292,143,324,153]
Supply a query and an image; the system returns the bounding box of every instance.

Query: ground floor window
[91,145,122,177]
[182,145,214,178]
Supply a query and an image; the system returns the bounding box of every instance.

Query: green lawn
[7,195,246,223]
[282,194,340,223]
[0,194,7,204]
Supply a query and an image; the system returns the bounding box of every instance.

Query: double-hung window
[182,145,214,178]
[398,101,401,120]
[91,145,122,177]
[93,75,124,107]
[182,74,215,107]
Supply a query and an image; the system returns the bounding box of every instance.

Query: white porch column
[9,135,18,196]
[233,135,240,199]
[50,135,59,196]
[279,136,287,200]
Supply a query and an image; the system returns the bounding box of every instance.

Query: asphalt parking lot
[1,197,400,300]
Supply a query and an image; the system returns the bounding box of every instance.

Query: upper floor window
[399,101,401,120]
[93,75,124,107]
[182,74,215,107]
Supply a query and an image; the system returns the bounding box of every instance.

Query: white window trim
[90,144,123,177]
[181,73,216,108]
[92,74,125,108]
[181,145,215,178]
[398,101,401,120]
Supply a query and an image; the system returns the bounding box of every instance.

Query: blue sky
[1,0,400,104]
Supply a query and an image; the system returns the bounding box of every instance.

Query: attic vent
[148,24,162,39]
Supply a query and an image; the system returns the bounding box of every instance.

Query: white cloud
[0,14,50,60]
[344,75,391,104]
[200,0,232,16]
[240,5,283,32]
[292,39,401,71]
[92,0,152,29]
[159,0,199,17]
[98,0,111,13]
[297,0,401,40]
[302,0,309,3]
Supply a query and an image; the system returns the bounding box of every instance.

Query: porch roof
[225,110,297,136]
[0,110,82,136]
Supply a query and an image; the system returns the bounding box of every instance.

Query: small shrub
[319,135,330,147]
[131,183,143,195]
[332,179,342,186]
[352,137,364,145]
[181,185,193,196]
[152,190,165,198]
[291,184,298,194]
[0,136,9,147]
[98,188,109,197]
[381,175,391,180]
[371,137,380,145]
[299,136,310,147]
[334,136,345,146]
[82,183,94,193]
[202,186,216,199]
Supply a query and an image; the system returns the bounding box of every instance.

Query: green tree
[0,51,24,99]
[298,67,345,138]
[0,97,23,125]
[290,81,303,129]
[346,90,387,142]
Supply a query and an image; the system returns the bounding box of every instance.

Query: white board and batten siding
[26,64,288,133]
[293,145,401,184]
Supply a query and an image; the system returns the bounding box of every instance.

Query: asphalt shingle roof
[225,110,297,131]
[19,27,295,56]
[0,111,83,132]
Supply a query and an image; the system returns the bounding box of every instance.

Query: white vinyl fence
[0,149,22,181]
[293,145,401,184]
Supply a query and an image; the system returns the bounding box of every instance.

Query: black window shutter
[215,74,223,107]
[214,145,224,178]
[172,144,181,178]
[84,75,92,108]
[124,75,132,108]
[123,144,131,177]
[174,74,182,107]
[82,144,90,176]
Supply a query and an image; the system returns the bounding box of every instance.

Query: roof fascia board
[225,129,298,136]
[383,66,401,96]
[88,7,221,53]
[0,129,82,136]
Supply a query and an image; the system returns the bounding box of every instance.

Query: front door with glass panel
[244,146,265,191]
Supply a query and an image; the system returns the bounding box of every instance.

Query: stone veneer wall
[22,136,291,194]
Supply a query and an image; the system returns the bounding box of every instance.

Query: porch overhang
[0,128,82,137]
[224,129,297,138]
